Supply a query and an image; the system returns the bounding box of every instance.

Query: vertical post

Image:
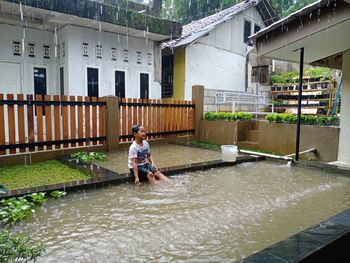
[192,85,204,140]
[104,96,120,152]
[295,47,304,161]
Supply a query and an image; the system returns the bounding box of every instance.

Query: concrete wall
[338,50,350,162]
[198,119,339,162]
[198,120,257,145]
[173,48,185,100]
[259,122,339,162]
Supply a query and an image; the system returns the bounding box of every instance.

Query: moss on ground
[0,160,90,190]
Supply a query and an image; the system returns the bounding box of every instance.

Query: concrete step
[246,130,259,142]
[238,141,259,148]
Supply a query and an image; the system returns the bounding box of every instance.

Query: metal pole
[295,47,304,161]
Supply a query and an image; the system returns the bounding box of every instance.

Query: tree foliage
[162,0,318,24]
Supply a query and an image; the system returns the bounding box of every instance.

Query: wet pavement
[94,143,223,174]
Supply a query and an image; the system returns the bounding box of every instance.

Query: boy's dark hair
[132,124,140,136]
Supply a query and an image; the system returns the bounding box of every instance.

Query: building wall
[338,50,350,162]
[0,23,161,98]
[185,43,245,100]
[63,25,157,98]
[199,7,264,56]
[0,23,58,94]
[173,48,185,100]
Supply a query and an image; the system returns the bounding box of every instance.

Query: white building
[0,0,181,99]
[161,0,278,101]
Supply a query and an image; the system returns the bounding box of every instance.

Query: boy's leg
[154,171,171,182]
[147,172,156,184]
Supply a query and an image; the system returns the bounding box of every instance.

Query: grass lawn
[0,160,91,190]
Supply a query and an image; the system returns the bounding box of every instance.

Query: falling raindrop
[100,5,103,15]
[116,11,118,21]
[54,27,58,57]
[99,22,101,32]
[20,1,23,22]
[146,26,149,45]
[117,34,120,43]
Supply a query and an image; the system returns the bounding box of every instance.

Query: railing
[0,94,105,156]
[215,91,274,114]
[119,98,195,142]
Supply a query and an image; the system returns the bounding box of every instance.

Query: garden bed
[0,160,91,190]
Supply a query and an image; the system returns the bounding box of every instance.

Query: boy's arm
[132,158,140,185]
[148,153,156,168]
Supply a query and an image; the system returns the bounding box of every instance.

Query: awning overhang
[250,0,350,69]
[0,0,181,41]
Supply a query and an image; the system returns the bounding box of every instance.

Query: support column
[192,85,204,140]
[104,96,120,152]
[338,50,350,162]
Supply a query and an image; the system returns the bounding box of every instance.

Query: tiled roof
[162,0,261,49]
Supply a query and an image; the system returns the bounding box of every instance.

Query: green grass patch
[0,160,91,190]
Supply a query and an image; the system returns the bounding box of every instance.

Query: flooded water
[14,161,350,262]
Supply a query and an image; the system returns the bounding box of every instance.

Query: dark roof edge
[3,0,182,37]
[249,0,324,41]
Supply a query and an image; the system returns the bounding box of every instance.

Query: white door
[0,61,21,94]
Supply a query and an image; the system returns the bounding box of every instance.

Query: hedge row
[265,113,339,126]
[204,112,253,121]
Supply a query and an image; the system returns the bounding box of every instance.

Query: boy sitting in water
[128,124,171,185]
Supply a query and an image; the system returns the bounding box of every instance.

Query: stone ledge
[240,210,350,263]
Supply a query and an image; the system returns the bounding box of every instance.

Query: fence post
[192,85,204,140]
[104,96,120,152]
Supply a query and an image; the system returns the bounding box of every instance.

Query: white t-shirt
[128,140,150,169]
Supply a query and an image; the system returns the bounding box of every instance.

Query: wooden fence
[0,94,105,156]
[119,98,195,142]
[0,94,195,156]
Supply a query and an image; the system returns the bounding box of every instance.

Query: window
[87,68,99,97]
[252,65,269,84]
[82,43,89,57]
[254,24,261,33]
[140,73,149,99]
[43,45,50,59]
[162,55,173,98]
[13,41,21,56]
[244,20,252,43]
[60,67,64,96]
[34,67,47,96]
[28,43,35,57]
[115,71,125,98]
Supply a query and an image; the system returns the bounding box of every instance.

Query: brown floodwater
[13,161,350,262]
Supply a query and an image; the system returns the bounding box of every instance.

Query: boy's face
[135,126,146,140]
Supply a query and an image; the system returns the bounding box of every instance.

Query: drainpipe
[294,47,304,161]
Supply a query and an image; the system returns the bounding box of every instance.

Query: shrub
[71,152,107,164]
[204,112,253,122]
[0,230,45,262]
[265,113,339,127]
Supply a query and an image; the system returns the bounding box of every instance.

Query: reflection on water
[13,161,350,262]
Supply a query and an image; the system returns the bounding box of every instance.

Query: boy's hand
[134,177,141,185]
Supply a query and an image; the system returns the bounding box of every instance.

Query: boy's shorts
[130,163,158,182]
